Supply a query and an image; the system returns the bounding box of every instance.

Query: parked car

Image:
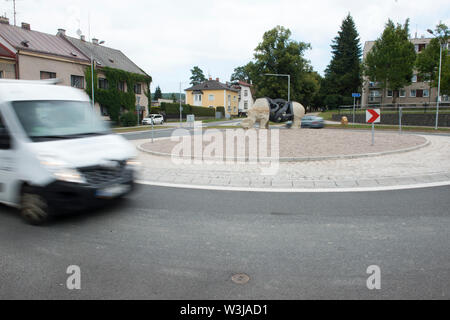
[0,79,138,225]
[142,114,164,125]
[301,115,325,128]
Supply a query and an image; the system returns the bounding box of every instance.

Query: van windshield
[11,100,111,142]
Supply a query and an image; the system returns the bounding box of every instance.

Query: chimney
[80,35,85,42]
[57,28,65,36]
[0,16,9,25]
[216,77,219,82]
[92,38,99,45]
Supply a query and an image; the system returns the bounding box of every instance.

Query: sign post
[366,109,380,146]
[352,93,361,123]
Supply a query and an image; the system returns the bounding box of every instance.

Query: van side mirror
[0,127,11,149]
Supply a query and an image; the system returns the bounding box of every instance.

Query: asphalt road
[0,184,449,299]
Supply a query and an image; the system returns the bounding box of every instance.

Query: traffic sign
[366,109,381,123]
[352,93,361,98]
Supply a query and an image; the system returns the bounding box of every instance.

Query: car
[0,79,138,225]
[301,115,325,128]
[142,114,164,125]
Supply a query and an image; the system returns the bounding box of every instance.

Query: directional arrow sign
[366,109,380,123]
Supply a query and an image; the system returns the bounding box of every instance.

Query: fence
[332,103,450,130]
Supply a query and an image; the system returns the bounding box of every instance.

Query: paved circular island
[139,129,428,161]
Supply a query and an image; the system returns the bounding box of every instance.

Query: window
[244,90,248,97]
[410,89,416,97]
[0,71,3,78]
[70,75,84,89]
[118,81,126,92]
[400,89,406,97]
[423,89,429,98]
[244,101,248,109]
[233,96,236,101]
[98,78,109,89]
[369,90,380,97]
[134,83,142,94]
[228,95,231,107]
[40,71,56,79]
[387,90,393,97]
[209,94,214,101]
[194,94,202,102]
[412,75,417,83]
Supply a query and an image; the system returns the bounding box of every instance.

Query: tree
[230,63,254,82]
[417,23,450,98]
[189,66,207,86]
[321,14,362,108]
[242,26,318,106]
[170,93,177,102]
[153,86,162,101]
[364,19,416,104]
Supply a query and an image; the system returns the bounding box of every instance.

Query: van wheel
[20,187,50,225]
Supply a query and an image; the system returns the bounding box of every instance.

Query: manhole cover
[231,273,250,284]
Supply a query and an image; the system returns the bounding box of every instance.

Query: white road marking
[135,180,450,193]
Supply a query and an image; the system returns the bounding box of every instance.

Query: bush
[216,106,225,116]
[150,107,161,114]
[160,102,191,115]
[119,112,138,127]
[160,102,215,117]
[190,106,216,117]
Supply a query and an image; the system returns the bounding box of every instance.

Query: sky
[2,0,449,92]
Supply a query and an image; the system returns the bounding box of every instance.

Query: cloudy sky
[4,0,449,92]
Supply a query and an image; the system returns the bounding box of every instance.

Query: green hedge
[216,106,225,115]
[190,106,216,117]
[150,107,162,114]
[160,103,215,117]
[119,112,138,127]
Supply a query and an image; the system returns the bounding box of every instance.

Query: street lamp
[90,40,105,109]
[427,29,444,130]
[263,73,291,102]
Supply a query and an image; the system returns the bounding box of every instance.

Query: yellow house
[185,78,239,116]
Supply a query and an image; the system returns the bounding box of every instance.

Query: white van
[0,80,138,224]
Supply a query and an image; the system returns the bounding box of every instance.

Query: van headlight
[126,159,140,170]
[39,156,86,184]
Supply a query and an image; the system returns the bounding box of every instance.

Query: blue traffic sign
[352,93,361,98]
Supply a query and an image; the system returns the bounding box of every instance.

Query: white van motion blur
[0,79,138,225]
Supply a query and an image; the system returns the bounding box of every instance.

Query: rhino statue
[241,98,306,129]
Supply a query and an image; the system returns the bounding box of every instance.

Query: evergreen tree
[364,19,416,104]
[322,14,362,108]
[153,86,162,101]
[189,66,207,86]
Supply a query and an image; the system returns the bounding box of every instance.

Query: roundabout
[138,128,429,161]
[133,128,450,192]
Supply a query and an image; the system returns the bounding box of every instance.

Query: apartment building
[361,36,449,107]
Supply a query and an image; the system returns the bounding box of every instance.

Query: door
[0,111,15,204]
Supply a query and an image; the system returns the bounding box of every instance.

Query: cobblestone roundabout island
[135,128,450,190]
